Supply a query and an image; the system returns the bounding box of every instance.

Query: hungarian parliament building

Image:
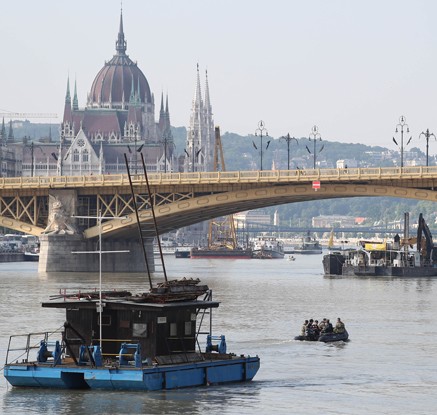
[0,11,215,178]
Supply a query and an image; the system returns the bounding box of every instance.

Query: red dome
[88,13,151,109]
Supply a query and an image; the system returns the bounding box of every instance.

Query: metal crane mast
[207,127,239,250]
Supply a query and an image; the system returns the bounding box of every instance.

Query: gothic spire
[115,8,127,55]
[160,92,164,113]
[1,117,5,144]
[129,76,135,103]
[7,120,14,141]
[73,78,78,110]
[204,69,212,113]
[63,76,72,124]
[65,76,71,104]
[137,77,141,104]
[193,63,203,110]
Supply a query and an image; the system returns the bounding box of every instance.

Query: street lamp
[306,125,324,169]
[184,130,202,172]
[280,133,298,170]
[25,141,44,177]
[393,115,412,168]
[161,130,173,173]
[126,132,144,174]
[254,120,270,171]
[419,128,436,167]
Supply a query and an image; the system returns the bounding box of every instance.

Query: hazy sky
[1,0,437,149]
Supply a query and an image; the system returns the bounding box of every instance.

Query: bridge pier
[38,235,155,273]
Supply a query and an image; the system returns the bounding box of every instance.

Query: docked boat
[23,249,39,262]
[323,213,437,277]
[3,153,260,391]
[174,247,191,258]
[190,246,252,259]
[251,236,285,259]
[293,232,322,255]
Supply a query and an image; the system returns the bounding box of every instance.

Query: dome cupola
[87,11,151,110]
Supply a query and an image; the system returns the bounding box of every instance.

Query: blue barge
[4,279,260,390]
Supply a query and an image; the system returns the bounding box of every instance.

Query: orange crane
[207,127,239,250]
[0,112,58,120]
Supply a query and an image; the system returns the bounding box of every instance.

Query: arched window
[82,149,89,162]
[73,149,79,162]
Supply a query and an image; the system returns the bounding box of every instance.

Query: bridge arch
[84,183,437,238]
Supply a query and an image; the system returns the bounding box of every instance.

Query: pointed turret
[185,65,214,172]
[137,77,141,105]
[204,69,211,112]
[63,76,72,123]
[193,63,203,110]
[158,92,165,132]
[7,120,14,141]
[73,79,79,110]
[165,94,171,128]
[1,117,6,144]
[115,9,127,55]
[129,76,135,104]
[203,69,214,170]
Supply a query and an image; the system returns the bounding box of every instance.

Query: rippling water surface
[0,255,436,414]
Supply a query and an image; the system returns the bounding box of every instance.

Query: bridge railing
[1,166,437,189]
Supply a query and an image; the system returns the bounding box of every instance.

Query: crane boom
[0,112,58,119]
[207,127,238,250]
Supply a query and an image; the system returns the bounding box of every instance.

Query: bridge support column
[38,235,155,273]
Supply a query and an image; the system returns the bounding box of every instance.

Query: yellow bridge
[2,166,437,239]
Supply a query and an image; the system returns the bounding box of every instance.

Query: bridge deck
[1,166,437,190]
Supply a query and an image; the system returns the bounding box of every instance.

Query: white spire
[185,64,214,172]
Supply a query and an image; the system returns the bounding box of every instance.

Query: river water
[0,255,436,414]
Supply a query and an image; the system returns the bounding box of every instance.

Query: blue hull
[5,356,260,390]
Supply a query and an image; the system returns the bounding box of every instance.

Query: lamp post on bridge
[25,140,45,177]
[254,120,270,171]
[419,128,436,167]
[306,125,324,169]
[393,116,412,168]
[161,130,174,173]
[280,133,298,170]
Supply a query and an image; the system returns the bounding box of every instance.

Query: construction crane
[0,112,58,120]
[207,127,240,250]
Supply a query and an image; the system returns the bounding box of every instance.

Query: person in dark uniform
[323,319,333,333]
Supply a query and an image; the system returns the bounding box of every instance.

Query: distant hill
[8,121,436,228]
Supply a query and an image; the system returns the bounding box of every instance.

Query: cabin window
[170,323,177,337]
[98,315,111,326]
[185,322,192,335]
[133,323,148,338]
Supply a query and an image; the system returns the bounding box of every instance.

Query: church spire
[63,76,72,123]
[115,8,127,55]
[1,117,6,144]
[158,92,165,131]
[204,69,212,113]
[65,76,71,104]
[193,63,203,110]
[73,78,79,110]
[7,120,14,141]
